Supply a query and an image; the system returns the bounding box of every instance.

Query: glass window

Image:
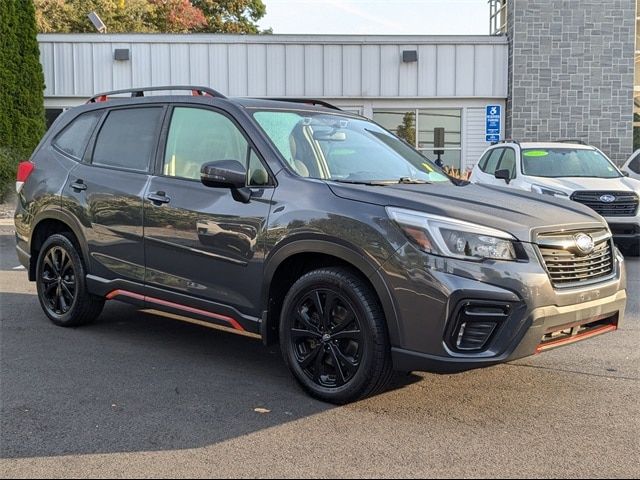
[478,150,492,171]
[521,148,621,178]
[497,148,517,178]
[253,110,451,184]
[482,149,503,174]
[53,111,102,160]
[46,108,65,130]
[372,110,416,145]
[92,108,163,172]
[164,107,251,181]
[417,109,462,150]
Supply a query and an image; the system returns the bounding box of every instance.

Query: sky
[258,0,490,35]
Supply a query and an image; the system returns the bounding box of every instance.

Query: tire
[279,267,393,404]
[35,233,104,327]
[622,242,640,257]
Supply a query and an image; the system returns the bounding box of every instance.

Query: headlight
[530,184,568,197]
[386,207,519,261]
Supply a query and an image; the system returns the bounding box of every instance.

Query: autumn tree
[34,0,267,34]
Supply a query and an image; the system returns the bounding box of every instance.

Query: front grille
[571,191,639,217]
[538,231,614,287]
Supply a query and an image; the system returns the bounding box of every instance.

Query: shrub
[0,148,17,203]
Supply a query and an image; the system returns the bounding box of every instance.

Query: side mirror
[494,169,512,184]
[201,160,251,203]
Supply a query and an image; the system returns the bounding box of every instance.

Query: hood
[327,182,606,242]
[526,176,640,194]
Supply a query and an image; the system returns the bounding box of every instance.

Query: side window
[53,110,102,160]
[483,148,503,175]
[478,150,492,171]
[629,152,640,173]
[497,148,517,178]
[164,107,264,184]
[92,107,163,172]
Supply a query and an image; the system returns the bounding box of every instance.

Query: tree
[191,0,266,33]
[396,112,416,146]
[33,0,268,34]
[0,0,46,201]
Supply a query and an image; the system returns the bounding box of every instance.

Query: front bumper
[381,241,627,373]
[392,289,626,373]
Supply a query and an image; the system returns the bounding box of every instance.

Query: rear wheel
[280,268,393,404]
[36,233,104,327]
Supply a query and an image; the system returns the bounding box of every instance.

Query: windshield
[522,148,621,178]
[252,110,451,184]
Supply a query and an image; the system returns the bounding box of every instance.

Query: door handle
[71,180,87,191]
[147,191,171,205]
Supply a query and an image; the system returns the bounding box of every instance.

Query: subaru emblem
[574,233,595,255]
[600,194,616,203]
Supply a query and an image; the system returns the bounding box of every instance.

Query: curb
[0,219,15,226]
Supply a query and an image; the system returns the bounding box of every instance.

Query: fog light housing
[449,302,511,352]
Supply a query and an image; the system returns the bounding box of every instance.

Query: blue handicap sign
[486,105,501,143]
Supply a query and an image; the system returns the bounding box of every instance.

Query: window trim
[51,109,105,162]
[86,104,167,175]
[156,104,276,188]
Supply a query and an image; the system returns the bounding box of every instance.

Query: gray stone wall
[506,0,636,164]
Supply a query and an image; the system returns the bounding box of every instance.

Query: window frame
[156,104,275,188]
[51,109,105,162]
[85,104,168,174]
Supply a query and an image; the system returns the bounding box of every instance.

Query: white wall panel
[285,45,305,96]
[38,34,508,100]
[304,45,324,97]
[189,44,209,87]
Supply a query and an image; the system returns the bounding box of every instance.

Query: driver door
[143,106,273,330]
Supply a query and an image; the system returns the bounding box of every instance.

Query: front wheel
[279,268,393,404]
[35,233,104,327]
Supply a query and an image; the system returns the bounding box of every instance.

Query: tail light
[16,161,35,193]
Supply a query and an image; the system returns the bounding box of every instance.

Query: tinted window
[92,108,163,172]
[478,150,492,170]
[482,149,503,175]
[164,107,251,181]
[53,111,102,159]
[629,151,640,173]
[498,148,517,178]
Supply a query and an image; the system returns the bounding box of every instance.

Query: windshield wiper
[330,179,397,186]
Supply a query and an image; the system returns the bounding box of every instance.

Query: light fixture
[88,12,107,33]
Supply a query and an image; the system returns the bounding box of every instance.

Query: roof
[519,142,595,150]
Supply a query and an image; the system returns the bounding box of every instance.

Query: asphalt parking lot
[0,224,638,478]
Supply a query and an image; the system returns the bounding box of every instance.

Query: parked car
[470,141,640,256]
[15,87,628,404]
[622,149,640,180]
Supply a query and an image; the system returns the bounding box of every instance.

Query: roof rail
[86,85,227,104]
[259,98,342,111]
[557,139,587,145]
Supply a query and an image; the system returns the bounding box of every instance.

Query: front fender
[262,237,402,347]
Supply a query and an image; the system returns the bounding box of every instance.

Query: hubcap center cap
[322,334,331,343]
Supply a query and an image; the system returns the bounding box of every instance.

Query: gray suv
[14,86,627,404]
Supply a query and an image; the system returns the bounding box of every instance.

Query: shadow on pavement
[0,292,421,459]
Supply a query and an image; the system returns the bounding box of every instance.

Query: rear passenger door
[143,106,273,330]
[63,106,165,285]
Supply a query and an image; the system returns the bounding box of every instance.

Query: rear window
[92,108,163,172]
[53,111,103,160]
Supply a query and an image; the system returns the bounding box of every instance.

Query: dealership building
[38,0,637,169]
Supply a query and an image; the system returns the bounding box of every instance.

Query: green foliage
[34,0,268,34]
[0,148,18,202]
[0,0,46,199]
[396,112,416,146]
